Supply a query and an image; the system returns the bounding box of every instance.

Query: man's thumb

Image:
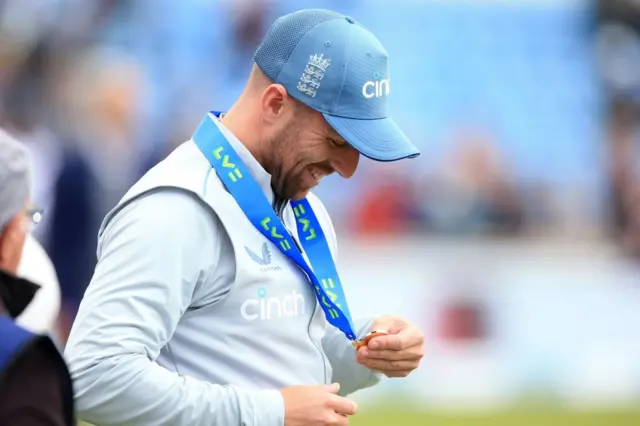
[388,325,405,335]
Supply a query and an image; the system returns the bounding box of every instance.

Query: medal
[352,330,387,350]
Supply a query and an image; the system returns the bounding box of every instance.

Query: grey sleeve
[63,190,284,426]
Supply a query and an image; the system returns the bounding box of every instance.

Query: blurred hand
[356,316,424,378]
[281,382,357,426]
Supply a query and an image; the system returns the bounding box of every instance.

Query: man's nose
[331,147,360,179]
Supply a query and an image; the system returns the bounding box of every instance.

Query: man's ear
[0,213,24,274]
[260,84,292,124]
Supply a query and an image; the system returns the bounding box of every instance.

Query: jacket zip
[273,197,303,253]
[274,195,329,384]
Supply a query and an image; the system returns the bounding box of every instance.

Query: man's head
[0,129,33,274]
[236,65,360,199]
[228,9,420,200]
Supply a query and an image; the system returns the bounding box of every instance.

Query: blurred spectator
[45,46,149,339]
[0,128,74,426]
[0,40,62,243]
[416,127,525,236]
[229,0,271,59]
[605,98,640,258]
[431,270,491,343]
[351,167,414,236]
[437,300,488,342]
[596,0,640,259]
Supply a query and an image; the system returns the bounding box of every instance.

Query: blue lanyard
[192,112,357,341]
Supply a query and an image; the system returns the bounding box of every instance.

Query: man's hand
[281,383,357,426]
[356,316,424,378]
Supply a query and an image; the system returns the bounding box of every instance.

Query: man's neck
[211,110,294,234]
[219,106,269,170]
[217,108,283,204]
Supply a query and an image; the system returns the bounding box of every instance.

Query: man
[0,129,75,425]
[65,9,424,426]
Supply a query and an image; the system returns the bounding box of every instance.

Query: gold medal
[352,330,387,350]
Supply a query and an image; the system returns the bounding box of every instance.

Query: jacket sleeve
[63,190,284,426]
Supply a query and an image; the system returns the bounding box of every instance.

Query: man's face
[0,202,29,274]
[267,106,360,200]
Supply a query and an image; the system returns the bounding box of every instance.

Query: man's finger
[360,348,423,361]
[382,370,413,378]
[335,412,350,426]
[328,394,358,416]
[367,334,403,351]
[371,326,424,350]
[387,325,404,335]
[359,358,418,372]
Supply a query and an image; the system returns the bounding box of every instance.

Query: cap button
[345,16,355,24]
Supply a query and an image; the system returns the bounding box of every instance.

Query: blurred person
[65,9,424,426]
[419,127,524,235]
[0,128,74,425]
[351,167,414,235]
[606,100,638,234]
[619,185,640,258]
[596,0,640,256]
[0,0,51,89]
[45,46,148,341]
[0,39,63,244]
[216,0,274,87]
[229,0,271,60]
[600,95,640,258]
[438,301,487,342]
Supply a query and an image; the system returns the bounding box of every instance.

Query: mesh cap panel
[254,9,343,81]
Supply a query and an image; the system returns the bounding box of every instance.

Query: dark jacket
[0,268,75,425]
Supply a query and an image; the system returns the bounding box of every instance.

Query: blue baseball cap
[254,9,420,162]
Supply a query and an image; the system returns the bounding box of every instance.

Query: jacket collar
[0,268,40,318]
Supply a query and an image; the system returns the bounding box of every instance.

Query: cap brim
[323,114,420,162]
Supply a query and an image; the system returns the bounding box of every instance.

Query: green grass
[80,407,640,425]
[349,408,640,426]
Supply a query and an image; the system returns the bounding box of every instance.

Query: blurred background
[2,0,640,424]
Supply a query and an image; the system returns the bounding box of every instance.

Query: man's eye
[329,138,346,148]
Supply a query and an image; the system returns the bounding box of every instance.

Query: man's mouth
[309,167,325,184]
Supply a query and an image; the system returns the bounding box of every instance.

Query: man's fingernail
[370,341,381,349]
